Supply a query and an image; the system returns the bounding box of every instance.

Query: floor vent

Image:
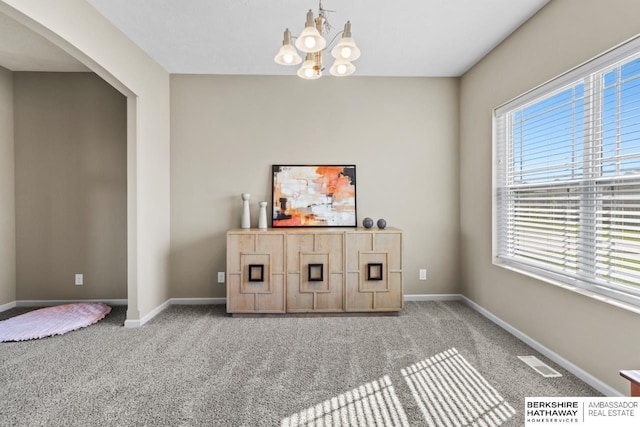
[518,356,562,378]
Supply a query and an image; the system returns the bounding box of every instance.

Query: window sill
[493,260,640,316]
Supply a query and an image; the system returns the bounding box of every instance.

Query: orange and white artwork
[272,165,357,227]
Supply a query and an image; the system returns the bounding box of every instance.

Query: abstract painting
[272,165,357,227]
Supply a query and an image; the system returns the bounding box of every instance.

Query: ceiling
[1,0,550,77]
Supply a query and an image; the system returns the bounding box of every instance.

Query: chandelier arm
[288,31,343,52]
[324,30,345,52]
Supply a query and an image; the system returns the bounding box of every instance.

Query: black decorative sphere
[377,219,387,229]
[362,217,374,229]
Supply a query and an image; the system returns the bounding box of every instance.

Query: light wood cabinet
[226,228,403,314]
[345,230,403,312]
[286,231,345,313]
[226,230,286,313]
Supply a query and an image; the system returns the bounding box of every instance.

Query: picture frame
[272,165,357,227]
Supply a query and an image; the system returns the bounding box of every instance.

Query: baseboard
[123,318,141,328]
[124,298,227,328]
[170,297,227,305]
[126,299,172,328]
[460,295,622,397]
[404,294,463,302]
[16,299,128,307]
[0,300,17,312]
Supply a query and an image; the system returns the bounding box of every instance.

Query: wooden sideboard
[620,370,640,397]
[226,227,403,314]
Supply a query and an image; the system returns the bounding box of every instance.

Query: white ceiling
[86,0,550,77]
[0,0,550,77]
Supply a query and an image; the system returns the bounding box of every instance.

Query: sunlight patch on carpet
[402,348,515,427]
[281,375,410,427]
[0,303,111,342]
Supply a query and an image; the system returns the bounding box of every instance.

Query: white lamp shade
[274,44,302,66]
[295,26,326,53]
[297,58,321,80]
[329,59,355,77]
[331,37,361,61]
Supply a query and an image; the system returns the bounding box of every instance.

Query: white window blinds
[495,38,640,306]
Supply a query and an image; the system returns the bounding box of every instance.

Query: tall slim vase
[258,202,268,229]
[241,193,251,229]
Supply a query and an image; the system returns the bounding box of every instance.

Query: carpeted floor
[0,301,600,426]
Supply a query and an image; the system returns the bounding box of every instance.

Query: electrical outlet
[217,272,225,283]
[75,274,83,286]
[419,269,427,280]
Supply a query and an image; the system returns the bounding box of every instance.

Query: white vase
[258,202,268,229]
[241,193,251,229]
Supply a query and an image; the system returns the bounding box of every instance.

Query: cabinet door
[227,232,285,313]
[345,231,403,311]
[286,232,344,312]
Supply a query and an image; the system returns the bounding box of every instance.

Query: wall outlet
[419,269,427,281]
[75,274,83,286]
[217,272,225,283]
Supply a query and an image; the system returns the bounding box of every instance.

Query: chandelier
[274,1,361,79]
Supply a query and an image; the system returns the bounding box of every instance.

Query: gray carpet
[0,301,600,426]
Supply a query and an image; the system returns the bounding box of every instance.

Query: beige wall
[14,72,126,300]
[0,66,15,307]
[170,75,460,299]
[460,0,640,395]
[0,0,171,323]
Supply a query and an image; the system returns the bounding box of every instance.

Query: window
[495,37,640,307]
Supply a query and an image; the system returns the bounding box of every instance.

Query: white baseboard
[404,294,463,302]
[0,300,17,312]
[125,297,227,328]
[123,318,141,328]
[460,296,622,397]
[170,297,227,305]
[125,299,172,329]
[16,299,128,307]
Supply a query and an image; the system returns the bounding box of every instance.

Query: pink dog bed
[0,303,111,342]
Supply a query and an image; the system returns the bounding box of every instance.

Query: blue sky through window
[512,56,640,183]
[602,58,640,176]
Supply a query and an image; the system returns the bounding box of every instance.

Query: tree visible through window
[495,40,640,306]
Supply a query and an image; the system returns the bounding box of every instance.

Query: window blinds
[495,40,640,305]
